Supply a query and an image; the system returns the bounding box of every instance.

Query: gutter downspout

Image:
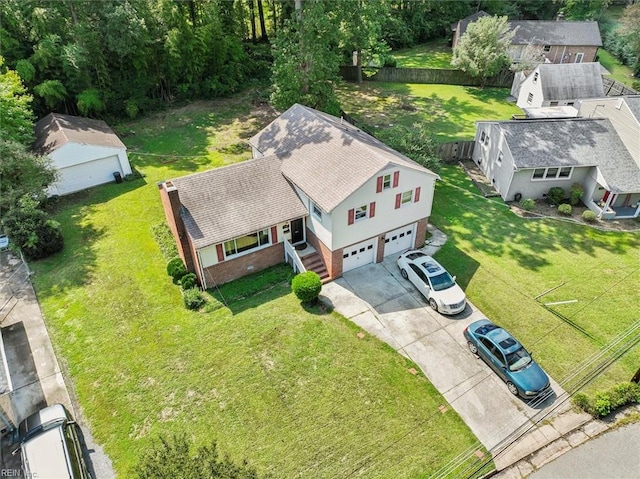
[196,250,207,290]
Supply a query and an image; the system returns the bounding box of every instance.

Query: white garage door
[54,155,121,195]
[383,223,415,257]
[342,238,376,272]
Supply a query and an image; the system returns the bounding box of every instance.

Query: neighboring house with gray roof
[159,104,439,287]
[451,12,602,65]
[472,118,640,220]
[34,113,132,196]
[515,62,605,110]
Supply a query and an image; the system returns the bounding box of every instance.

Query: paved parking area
[0,250,114,478]
[321,255,589,470]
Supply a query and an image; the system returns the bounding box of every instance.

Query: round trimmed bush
[519,198,535,211]
[291,271,322,304]
[183,288,205,310]
[582,210,597,223]
[167,257,187,283]
[558,204,572,216]
[180,273,197,290]
[547,187,565,205]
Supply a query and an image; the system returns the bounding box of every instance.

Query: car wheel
[400,268,408,279]
[429,298,438,311]
[507,382,519,396]
[467,341,478,355]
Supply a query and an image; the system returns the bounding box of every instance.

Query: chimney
[158,180,196,273]
[556,11,565,21]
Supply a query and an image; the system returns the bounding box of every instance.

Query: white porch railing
[284,240,306,274]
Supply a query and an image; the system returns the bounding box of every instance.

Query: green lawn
[31,95,482,478]
[431,166,640,393]
[392,39,453,69]
[598,49,637,88]
[337,82,521,142]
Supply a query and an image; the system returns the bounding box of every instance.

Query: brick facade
[543,45,598,64]
[202,243,285,287]
[305,228,344,280]
[414,217,429,249]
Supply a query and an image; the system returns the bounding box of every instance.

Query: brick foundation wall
[305,229,343,280]
[202,243,284,287]
[204,243,284,288]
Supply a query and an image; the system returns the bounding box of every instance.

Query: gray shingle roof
[509,20,602,46]
[537,62,604,100]
[451,10,490,34]
[624,96,640,122]
[495,118,640,193]
[249,104,436,212]
[34,113,126,154]
[172,156,308,249]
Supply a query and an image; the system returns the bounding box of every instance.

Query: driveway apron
[321,256,577,470]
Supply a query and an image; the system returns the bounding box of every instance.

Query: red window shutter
[369,202,376,218]
[395,193,401,209]
[414,187,421,203]
[348,208,355,225]
[393,171,400,188]
[216,244,224,262]
[376,176,383,193]
[270,226,278,244]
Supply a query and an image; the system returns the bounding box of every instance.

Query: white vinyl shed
[34,113,132,196]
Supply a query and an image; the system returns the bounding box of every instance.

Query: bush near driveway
[291,271,322,304]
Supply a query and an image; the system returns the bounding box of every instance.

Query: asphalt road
[529,422,640,479]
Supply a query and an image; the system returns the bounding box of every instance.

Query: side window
[409,264,428,283]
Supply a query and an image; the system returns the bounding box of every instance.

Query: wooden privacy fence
[339,66,514,88]
[602,77,638,97]
[438,141,475,162]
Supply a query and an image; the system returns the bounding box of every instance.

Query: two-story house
[159,104,438,288]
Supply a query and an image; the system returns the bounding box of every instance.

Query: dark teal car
[464,319,550,398]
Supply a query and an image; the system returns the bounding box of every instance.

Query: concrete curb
[493,404,640,478]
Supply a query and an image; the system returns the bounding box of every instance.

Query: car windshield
[429,272,455,291]
[506,348,532,371]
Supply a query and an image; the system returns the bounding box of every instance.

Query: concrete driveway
[321,256,587,470]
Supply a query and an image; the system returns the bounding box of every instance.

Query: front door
[291,218,304,244]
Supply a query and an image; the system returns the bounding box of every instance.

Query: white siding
[506,166,592,201]
[330,165,436,250]
[47,142,132,195]
[292,185,332,247]
[516,68,545,108]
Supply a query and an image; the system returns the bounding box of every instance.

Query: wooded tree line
[1,0,577,121]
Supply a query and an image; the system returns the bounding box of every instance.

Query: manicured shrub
[569,183,584,206]
[183,288,205,310]
[180,273,197,290]
[167,257,187,283]
[519,198,535,211]
[582,210,597,223]
[558,204,572,216]
[572,382,640,418]
[546,187,565,205]
[291,271,322,304]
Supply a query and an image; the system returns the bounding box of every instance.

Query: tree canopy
[451,15,515,86]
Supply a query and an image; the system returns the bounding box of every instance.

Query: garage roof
[34,113,126,155]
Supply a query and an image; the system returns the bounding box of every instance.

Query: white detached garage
[34,113,132,196]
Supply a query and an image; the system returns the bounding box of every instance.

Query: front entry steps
[300,252,330,283]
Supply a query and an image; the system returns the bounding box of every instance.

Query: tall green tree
[451,15,515,86]
[339,0,390,83]
[0,57,35,145]
[561,0,610,21]
[620,2,640,75]
[270,0,342,114]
